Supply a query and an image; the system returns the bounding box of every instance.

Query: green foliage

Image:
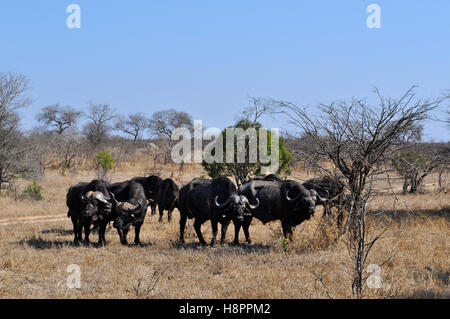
[96,151,115,180]
[23,180,43,201]
[96,151,115,172]
[280,238,290,253]
[392,152,428,174]
[202,119,292,185]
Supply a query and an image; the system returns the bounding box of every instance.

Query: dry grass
[0,162,448,299]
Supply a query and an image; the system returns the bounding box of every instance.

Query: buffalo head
[109,192,143,229]
[80,191,113,222]
[286,186,326,221]
[215,194,259,221]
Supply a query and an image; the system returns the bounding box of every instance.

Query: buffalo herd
[66,174,342,246]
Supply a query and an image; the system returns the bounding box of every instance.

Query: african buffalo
[177,177,258,246]
[133,175,179,222]
[303,176,344,215]
[234,178,326,244]
[252,174,283,181]
[66,179,114,246]
[108,180,149,245]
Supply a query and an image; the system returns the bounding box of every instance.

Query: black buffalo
[108,180,149,245]
[133,175,179,223]
[177,177,258,246]
[234,178,326,244]
[252,174,283,181]
[66,180,114,246]
[303,177,344,215]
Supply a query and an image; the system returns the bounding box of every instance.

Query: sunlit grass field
[0,162,448,299]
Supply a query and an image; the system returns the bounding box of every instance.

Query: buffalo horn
[286,190,302,202]
[242,196,259,209]
[215,195,232,209]
[117,201,141,212]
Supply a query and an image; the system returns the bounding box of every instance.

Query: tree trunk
[402,176,409,194]
[438,170,444,193]
[409,172,419,193]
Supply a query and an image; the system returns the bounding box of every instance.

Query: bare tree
[0,72,39,187]
[83,103,115,149]
[436,144,450,192]
[36,104,82,134]
[272,86,446,298]
[240,97,274,126]
[149,109,193,139]
[114,112,150,145]
[29,127,84,175]
[149,109,193,165]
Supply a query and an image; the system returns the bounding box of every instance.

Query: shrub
[23,180,43,201]
[96,151,115,180]
[280,238,290,253]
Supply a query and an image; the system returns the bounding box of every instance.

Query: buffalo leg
[168,207,174,223]
[233,220,242,245]
[72,218,82,245]
[282,223,294,241]
[179,213,187,243]
[220,220,230,245]
[158,206,164,223]
[134,223,142,245]
[242,219,252,244]
[83,223,91,245]
[210,220,218,246]
[117,228,129,245]
[151,203,157,216]
[116,228,123,244]
[122,228,130,245]
[98,222,107,246]
[194,219,207,245]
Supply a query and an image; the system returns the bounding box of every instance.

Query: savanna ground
[0,160,448,299]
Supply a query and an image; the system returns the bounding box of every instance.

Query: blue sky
[1,0,449,141]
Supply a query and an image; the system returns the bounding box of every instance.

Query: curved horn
[85,191,95,199]
[309,189,327,205]
[286,190,302,202]
[242,196,259,210]
[215,195,232,209]
[117,201,141,212]
[82,191,96,202]
[317,196,327,204]
[94,192,109,204]
[109,192,118,205]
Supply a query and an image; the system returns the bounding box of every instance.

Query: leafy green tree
[202,119,292,186]
[96,151,115,180]
[23,180,43,201]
